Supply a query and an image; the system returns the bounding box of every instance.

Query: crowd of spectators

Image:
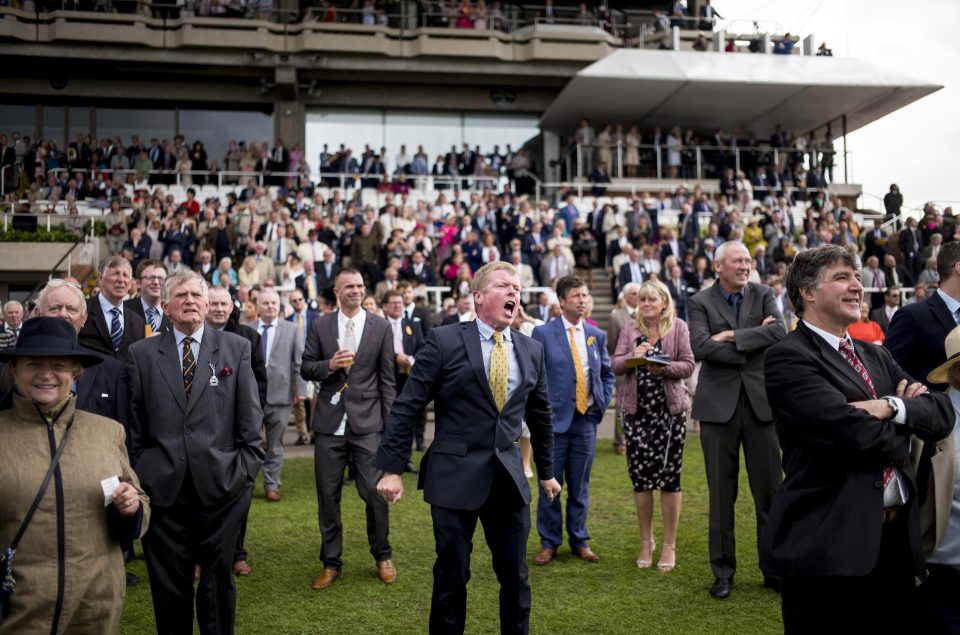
[570,118,836,186]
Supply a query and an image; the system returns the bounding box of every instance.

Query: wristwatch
[883,397,899,420]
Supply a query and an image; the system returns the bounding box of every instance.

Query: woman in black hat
[0,317,150,633]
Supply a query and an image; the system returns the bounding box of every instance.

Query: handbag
[1,415,74,623]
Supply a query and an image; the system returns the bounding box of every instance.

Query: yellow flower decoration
[586,335,596,346]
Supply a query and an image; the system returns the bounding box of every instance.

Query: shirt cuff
[885,396,907,424]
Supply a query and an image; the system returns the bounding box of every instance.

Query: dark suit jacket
[401,264,436,286]
[300,311,397,435]
[688,282,786,422]
[870,307,895,333]
[224,320,268,407]
[407,304,433,337]
[884,292,955,389]
[391,316,425,389]
[125,327,264,507]
[373,321,554,510]
[618,261,646,290]
[316,262,340,295]
[79,297,146,359]
[124,298,172,334]
[760,321,953,578]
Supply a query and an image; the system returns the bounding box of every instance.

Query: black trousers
[781,514,914,633]
[917,563,960,634]
[700,388,782,580]
[142,477,250,635]
[314,430,391,570]
[430,464,531,635]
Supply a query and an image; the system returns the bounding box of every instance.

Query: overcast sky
[718,0,959,210]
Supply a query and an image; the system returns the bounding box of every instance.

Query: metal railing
[569,141,845,184]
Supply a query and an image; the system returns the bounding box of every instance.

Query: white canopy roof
[540,49,942,137]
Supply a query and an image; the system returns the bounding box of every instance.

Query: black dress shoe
[763,575,782,593]
[709,577,732,599]
[403,461,419,474]
[126,571,140,587]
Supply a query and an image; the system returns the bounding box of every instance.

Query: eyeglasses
[140,275,166,282]
[290,297,305,303]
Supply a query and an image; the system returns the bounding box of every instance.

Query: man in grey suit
[301,268,397,590]
[126,270,264,635]
[256,289,308,501]
[688,241,786,600]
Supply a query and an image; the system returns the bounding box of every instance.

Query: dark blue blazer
[374,321,554,510]
[884,291,956,388]
[531,318,614,433]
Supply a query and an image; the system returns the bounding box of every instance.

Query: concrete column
[274,101,305,149]
[541,130,560,184]
[803,34,815,56]
[671,26,680,51]
[760,33,770,54]
[715,29,725,52]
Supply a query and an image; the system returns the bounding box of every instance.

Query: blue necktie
[109,308,123,351]
[261,323,271,363]
[146,307,159,332]
[728,293,742,321]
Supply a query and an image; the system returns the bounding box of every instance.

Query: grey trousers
[262,403,293,492]
[699,388,782,580]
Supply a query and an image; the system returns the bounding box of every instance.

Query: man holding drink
[301,268,398,589]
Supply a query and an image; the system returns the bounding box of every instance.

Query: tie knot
[111,308,121,317]
[839,339,854,355]
[183,336,193,345]
[492,331,504,344]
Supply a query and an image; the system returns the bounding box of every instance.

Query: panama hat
[927,325,960,385]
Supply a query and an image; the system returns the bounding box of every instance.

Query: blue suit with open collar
[531,316,614,551]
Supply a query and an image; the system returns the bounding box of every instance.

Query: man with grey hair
[0,299,23,349]
[79,255,146,359]
[688,240,786,599]
[126,268,264,634]
[255,289,308,502]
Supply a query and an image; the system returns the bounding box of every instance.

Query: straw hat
[927,326,960,384]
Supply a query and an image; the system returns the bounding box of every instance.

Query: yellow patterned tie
[490,331,508,411]
[569,327,588,415]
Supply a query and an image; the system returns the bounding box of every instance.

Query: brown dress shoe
[311,568,341,590]
[233,560,251,577]
[533,547,557,565]
[377,559,397,585]
[265,490,281,502]
[573,546,600,563]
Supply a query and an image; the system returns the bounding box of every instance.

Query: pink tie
[838,339,894,487]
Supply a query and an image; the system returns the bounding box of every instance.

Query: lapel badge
[405,325,413,336]
[208,362,219,386]
[586,335,596,347]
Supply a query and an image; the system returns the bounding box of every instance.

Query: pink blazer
[612,318,695,416]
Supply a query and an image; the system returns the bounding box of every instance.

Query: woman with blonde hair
[612,280,695,572]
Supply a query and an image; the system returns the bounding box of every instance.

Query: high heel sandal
[636,540,656,569]
[657,543,676,572]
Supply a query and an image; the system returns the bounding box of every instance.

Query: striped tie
[568,327,589,415]
[182,336,196,396]
[146,307,159,333]
[109,308,123,351]
[489,331,508,411]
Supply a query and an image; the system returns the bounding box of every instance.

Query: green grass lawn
[120,441,783,634]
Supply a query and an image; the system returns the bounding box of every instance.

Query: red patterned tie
[838,339,894,487]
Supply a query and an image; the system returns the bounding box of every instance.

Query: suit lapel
[710,284,738,330]
[801,323,873,400]
[930,293,957,335]
[738,284,755,329]
[156,332,187,412]
[90,298,113,345]
[462,321,497,408]
[553,319,574,366]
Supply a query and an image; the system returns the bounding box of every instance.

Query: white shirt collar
[98,292,123,316]
[938,289,960,316]
[801,319,848,351]
[173,323,204,347]
[476,317,512,343]
[561,314,584,333]
[338,309,366,331]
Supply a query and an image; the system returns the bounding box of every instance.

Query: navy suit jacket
[79,297,146,360]
[884,292,956,389]
[374,321,554,510]
[531,318,614,434]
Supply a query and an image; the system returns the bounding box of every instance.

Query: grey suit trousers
[699,387,781,580]
[314,426,391,570]
[262,403,293,492]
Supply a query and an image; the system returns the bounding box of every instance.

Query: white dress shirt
[561,314,593,407]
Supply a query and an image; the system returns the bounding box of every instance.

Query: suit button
[873,480,883,488]
[186,428,191,434]
[180,456,186,462]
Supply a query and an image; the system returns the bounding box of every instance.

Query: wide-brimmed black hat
[0,316,104,368]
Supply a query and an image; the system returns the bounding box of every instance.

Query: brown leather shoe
[533,547,557,565]
[377,559,397,585]
[573,546,600,563]
[311,568,341,590]
[265,490,281,502]
[233,560,251,577]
